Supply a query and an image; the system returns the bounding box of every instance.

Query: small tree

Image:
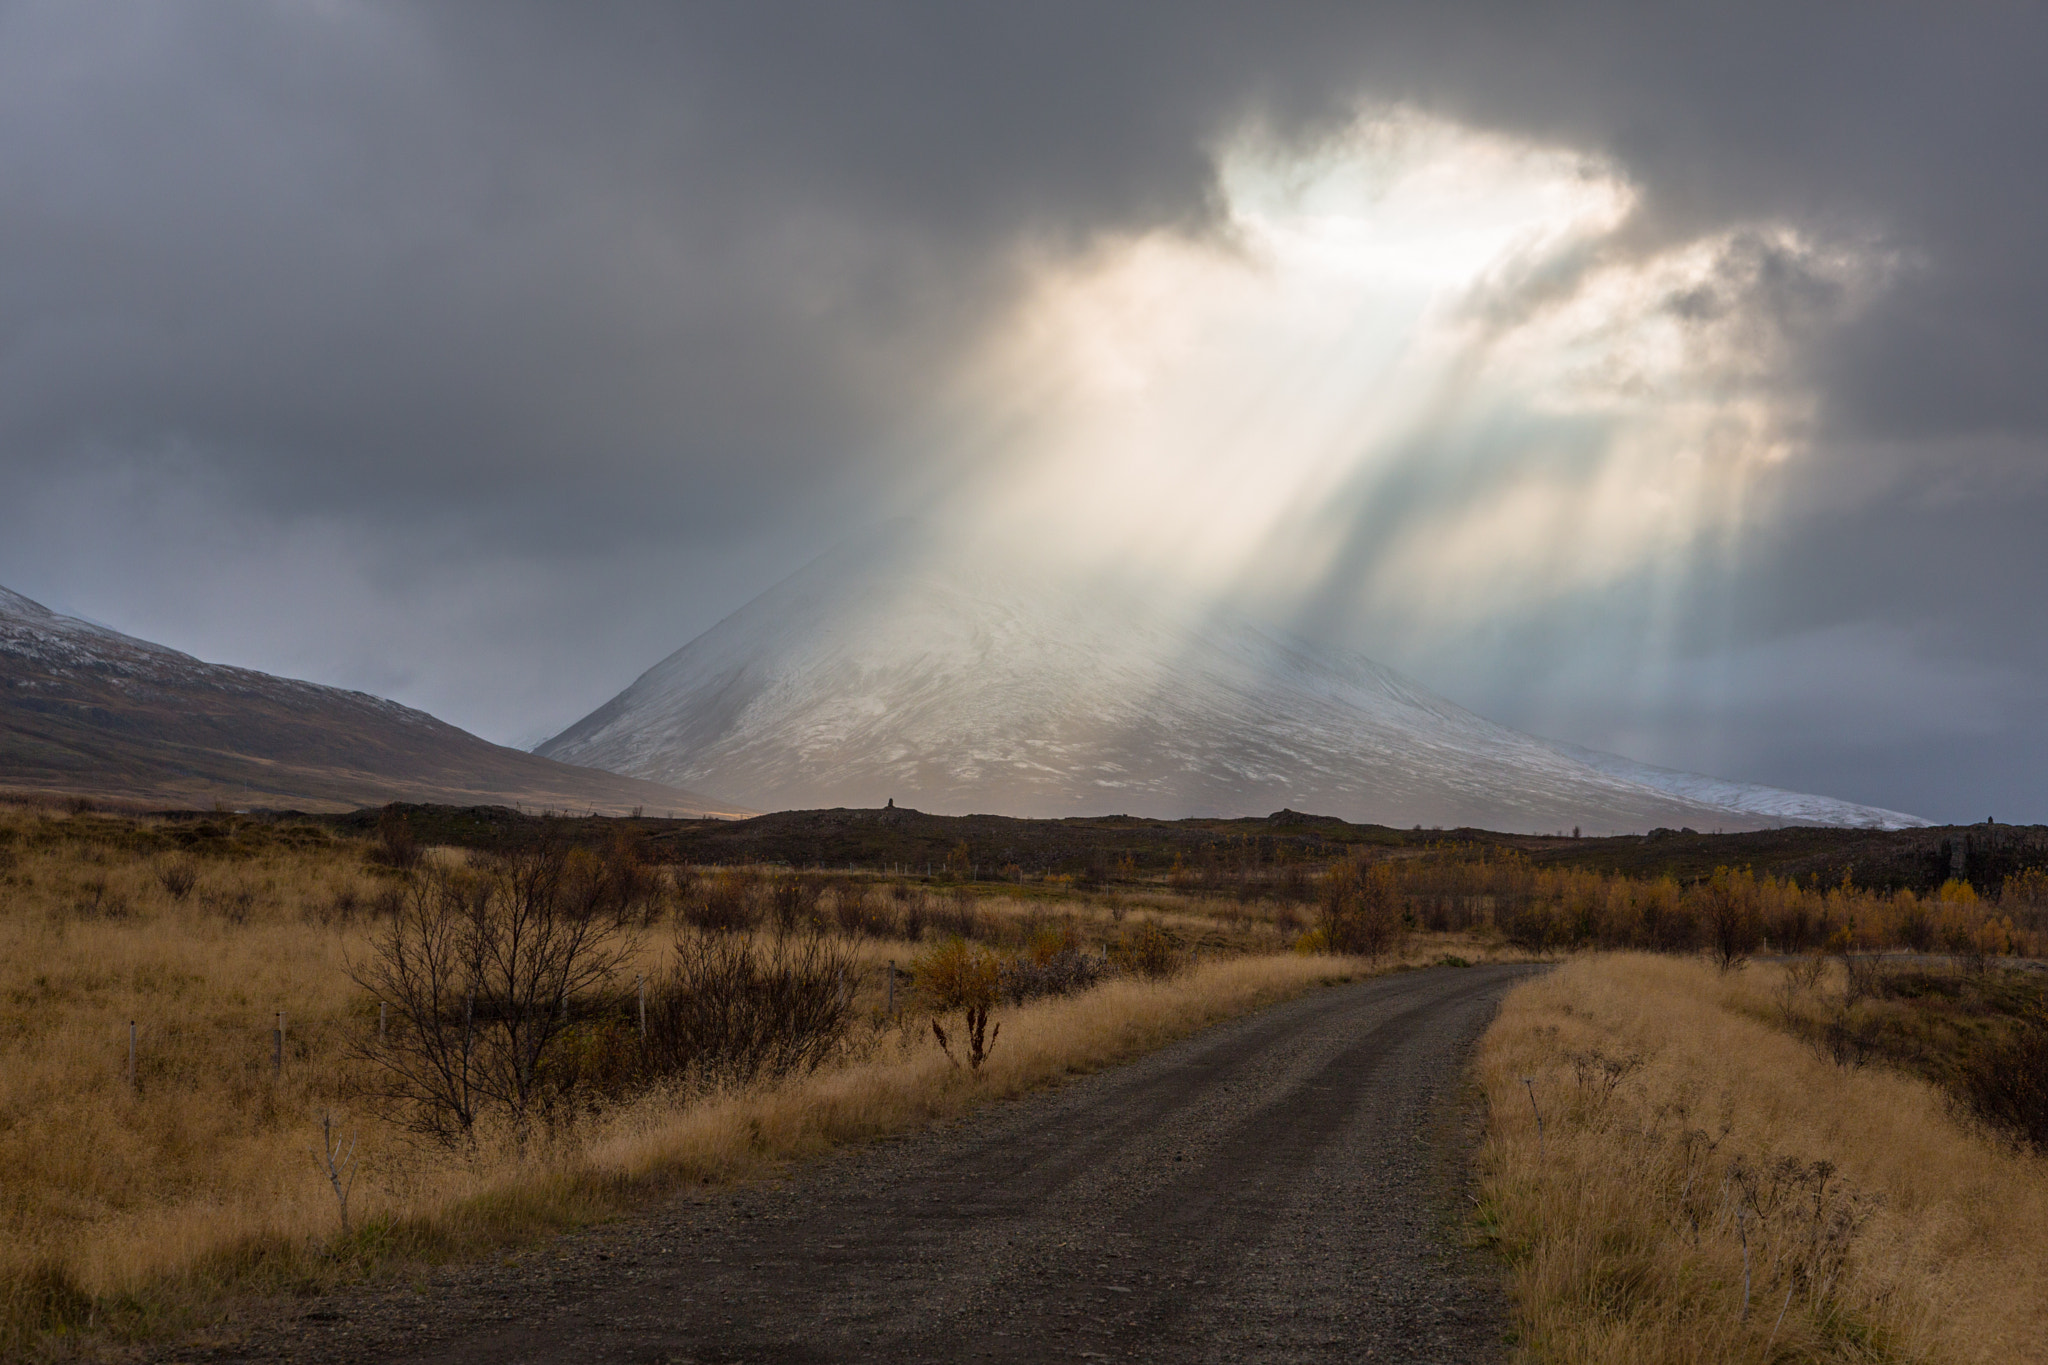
[1699,867,1764,972]
[1320,858,1406,959]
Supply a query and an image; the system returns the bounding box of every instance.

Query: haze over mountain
[0,586,744,816]
[539,537,1925,835]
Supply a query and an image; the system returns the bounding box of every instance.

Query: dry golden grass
[1478,953,2048,1364]
[0,800,1500,1354]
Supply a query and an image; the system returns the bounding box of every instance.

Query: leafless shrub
[997,948,1105,1006]
[204,886,255,925]
[924,890,981,942]
[348,838,637,1144]
[682,868,760,934]
[1837,952,1885,1006]
[561,831,663,928]
[1274,862,1314,905]
[767,874,823,934]
[643,930,860,1088]
[304,884,363,927]
[1787,950,1828,992]
[1818,1007,1870,1068]
[897,890,928,942]
[367,807,420,871]
[1565,1048,1641,1111]
[155,856,199,901]
[1958,1016,2048,1152]
[832,881,886,938]
[73,877,131,920]
[1701,868,1764,972]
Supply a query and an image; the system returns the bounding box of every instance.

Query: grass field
[17,796,2045,1360]
[1479,954,2048,1364]
[0,800,1503,1356]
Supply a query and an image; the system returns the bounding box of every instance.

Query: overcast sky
[1,2,2043,823]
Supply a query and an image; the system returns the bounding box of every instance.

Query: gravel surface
[174,963,1534,1364]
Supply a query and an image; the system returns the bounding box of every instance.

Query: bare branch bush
[767,874,823,935]
[1702,868,1765,972]
[999,927,1108,1005]
[643,928,861,1089]
[832,881,887,938]
[154,855,199,901]
[681,867,761,934]
[348,835,637,1145]
[367,806,421,871]
[894,885,928,941]
[924,890,982,942]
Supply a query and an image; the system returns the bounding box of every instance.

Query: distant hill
[538,534,1925,835]
[312,803,2038,898]
[0,585,747,816]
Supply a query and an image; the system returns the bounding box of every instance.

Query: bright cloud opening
[938,107,1884,632]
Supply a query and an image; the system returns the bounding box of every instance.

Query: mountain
[0,585,746,816]
[537,539,1925,834]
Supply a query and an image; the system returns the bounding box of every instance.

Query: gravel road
[182,963,1533,1365]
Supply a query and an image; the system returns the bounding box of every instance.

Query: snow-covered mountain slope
[1544,742,1921,830]
[0,584,746,815]
[538,541,1925,834]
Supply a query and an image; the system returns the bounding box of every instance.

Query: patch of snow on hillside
[539,537,1928,834]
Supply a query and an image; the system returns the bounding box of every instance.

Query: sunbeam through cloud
[941,108,1889,642]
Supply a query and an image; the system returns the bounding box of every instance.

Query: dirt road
[189,963,1533,1364]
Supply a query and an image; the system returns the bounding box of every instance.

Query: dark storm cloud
[0,1,2043,815]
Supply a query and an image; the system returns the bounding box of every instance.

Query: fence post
[129,1020,137,1090]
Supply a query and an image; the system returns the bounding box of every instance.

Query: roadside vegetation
[9,799,2045,1358]
[1479,954,2048,1363]
[0,799,1504,1356]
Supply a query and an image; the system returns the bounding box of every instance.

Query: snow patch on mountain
[0,585,430,724]
[539,539,1927,833]
[1550,742,1925,831]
